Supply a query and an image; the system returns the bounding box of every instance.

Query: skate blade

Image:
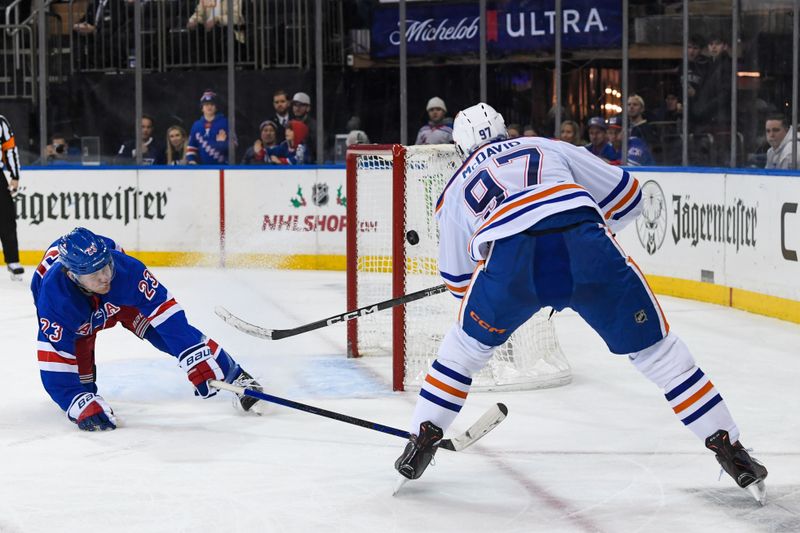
[10,274,23,282]
[392,475,410,496]
[746,480,767,505]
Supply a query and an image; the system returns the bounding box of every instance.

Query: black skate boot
[7,263,24,281]
[705,429,768,504]
[395,421,444,480]
[230,368,264,413]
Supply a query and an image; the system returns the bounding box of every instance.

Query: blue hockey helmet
[58,227,112,275]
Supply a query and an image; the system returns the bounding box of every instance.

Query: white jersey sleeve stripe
[38,361,80,373]
[37,341,76,360]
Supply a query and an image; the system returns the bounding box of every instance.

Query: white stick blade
[444,403,508,452]
[214,306,274,339]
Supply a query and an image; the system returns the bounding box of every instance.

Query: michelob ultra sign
[371,0,622,58]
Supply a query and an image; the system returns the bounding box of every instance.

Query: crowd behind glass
[3,0,798,170]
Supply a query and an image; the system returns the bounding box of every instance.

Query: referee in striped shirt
[0,114,23,278]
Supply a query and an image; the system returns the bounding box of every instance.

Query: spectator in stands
[691,32,732,134]
[585,117,616,162]
[39,133,80,165]
[415,97,453,145]
[165,125,189,165]
[506,123,521,139]
[607,115,655,166]
[241,120,279,164]
[186,89,232,165]
[523,125,538,137]
[271,89,292,134]
[627,94,657,147]
[269,89,291,144]
[268,120,308,165]
[559,120,581,146]
[684,34,709,115]
[765,115,800,169]
[187,0,244,43]
[115,114,165,165]
[291,92,317,162]
[652,91,682,123]
[346,129,370,146]
[73,0,138,70]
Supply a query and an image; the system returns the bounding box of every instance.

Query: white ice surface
[1,267,798,533]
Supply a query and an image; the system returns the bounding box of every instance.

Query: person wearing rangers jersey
[0,114,23,278]
[394,103,768,504]
[32,227,263,431]
[186,90,232,165]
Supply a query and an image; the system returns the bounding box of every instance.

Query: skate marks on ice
[691,484,800,532]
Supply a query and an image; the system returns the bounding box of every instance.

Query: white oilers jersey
[435,136,642,298]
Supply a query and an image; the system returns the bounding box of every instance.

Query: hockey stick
[215,284,448,340]
[210,379,507,452]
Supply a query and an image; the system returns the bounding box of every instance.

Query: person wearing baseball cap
[415,96,453,145]
[606,115,655,166]
[291,92,316,162]
[242,119,280,165]
[186,89,232,165]
[585,117,616,162]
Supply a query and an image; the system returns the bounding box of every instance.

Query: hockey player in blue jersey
[394,103,768,503]
[32,227,263,431]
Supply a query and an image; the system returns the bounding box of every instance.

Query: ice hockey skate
[230,368,267,414]
[705,429,768,505]
[7,263,23,281]
[395,421,444,481]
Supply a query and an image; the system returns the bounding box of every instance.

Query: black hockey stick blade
[209,380,507,452]
[215,284,448,341]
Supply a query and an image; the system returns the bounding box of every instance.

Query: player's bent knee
[628,332,696,389]
[438,324,495,374]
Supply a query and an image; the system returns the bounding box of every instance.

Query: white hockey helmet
[452,102,507,160]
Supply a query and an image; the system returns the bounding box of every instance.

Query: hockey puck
[406,230,420,245]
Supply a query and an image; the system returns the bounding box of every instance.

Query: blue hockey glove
[68,392,117,431]
[178,343,225,398]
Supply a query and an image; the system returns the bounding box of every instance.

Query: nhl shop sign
[371,0,622,58]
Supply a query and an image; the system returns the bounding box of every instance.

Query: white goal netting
[349,144,571,391]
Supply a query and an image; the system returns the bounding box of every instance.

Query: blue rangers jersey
[32,246,206,411]
[435,136,642,298]
[186,113,230,164]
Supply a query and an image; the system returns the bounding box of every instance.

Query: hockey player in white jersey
[394,103,768,503]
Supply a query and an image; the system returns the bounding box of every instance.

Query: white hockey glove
[178,343,225,399]
[68,392,117,431]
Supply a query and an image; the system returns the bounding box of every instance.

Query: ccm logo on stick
[327,305,379,325]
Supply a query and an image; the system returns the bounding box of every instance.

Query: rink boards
[8,165,800,323]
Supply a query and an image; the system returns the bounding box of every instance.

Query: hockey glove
[68,392,117,431]
[178,343,224,399]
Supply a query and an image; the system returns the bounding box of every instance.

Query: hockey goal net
[346,144,571,392]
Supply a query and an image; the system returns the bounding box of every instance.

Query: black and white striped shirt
[0,114,21,181]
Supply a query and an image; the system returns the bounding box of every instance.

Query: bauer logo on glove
[178,343,225,398]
